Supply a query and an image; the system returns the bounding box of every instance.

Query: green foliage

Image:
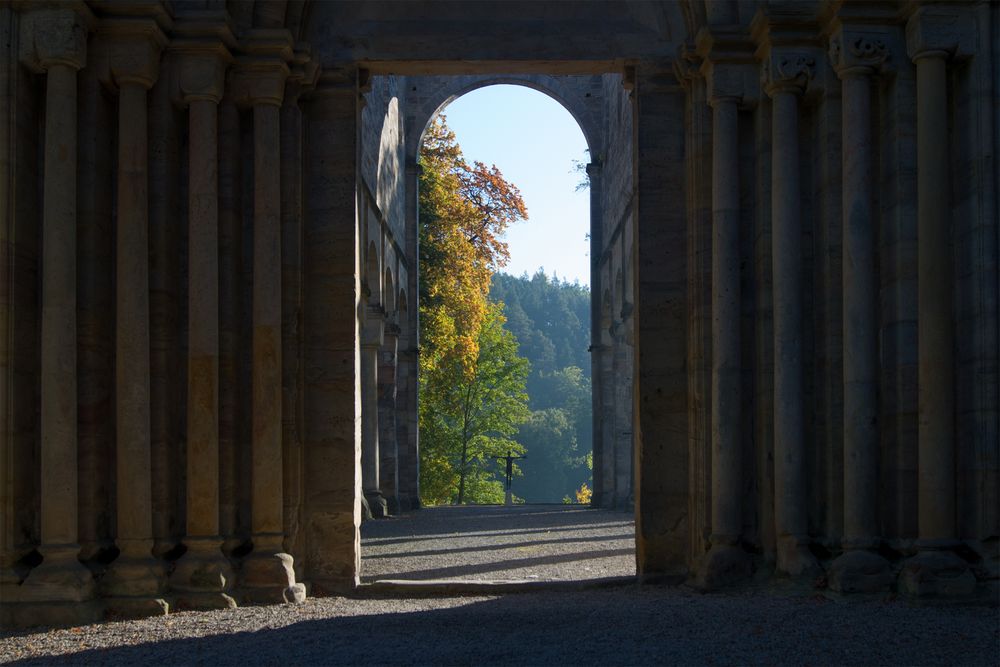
[490,273,593,503]
[420,303,530,505]
[417,118,531,506]
[490,271,591,380]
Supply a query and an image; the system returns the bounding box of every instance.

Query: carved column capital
[230,28,294,108]
[168,17,236,106]
[231,59,289,108]
[285,44,320,105]
[828,27,892,78]
[95,18,168,90]
[696,27,758,106]
[905,4,975,63]
[672,42,702,90]
[19,4,92,72]
[761,50,815,96]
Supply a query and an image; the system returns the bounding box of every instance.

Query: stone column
[302,70,362,591]
[217,94,242,557]
[901,8,975,597]
[98,21,170,617]
[76,51,113,564]
[149,57,182,558]
[16,7,101,625]
[398,162,422,511]
[827,29,893,594]
[599,338,616,507]
[232,51,305,604]
[763,51,820,579]
[168,39,237,610]
[280,52,318,567]
[378,323,400,513]
[0,2,12,588]
[361,305,387,517]
[586,162,604,508]
[698,58,749,585]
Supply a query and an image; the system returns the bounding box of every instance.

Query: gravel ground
[360,505,635,582]
[1,588,997,665]
[2,507,997,665]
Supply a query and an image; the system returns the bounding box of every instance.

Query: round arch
[404,74,605,165]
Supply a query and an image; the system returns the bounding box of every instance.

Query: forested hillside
[490,272,593,503]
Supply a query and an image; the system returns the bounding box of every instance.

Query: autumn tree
[421,303,530,504]
[418,116,530,505]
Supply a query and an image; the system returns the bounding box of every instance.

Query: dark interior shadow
[7,589,993,667]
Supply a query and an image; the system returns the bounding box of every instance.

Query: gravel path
[360,505,635,582]
[2,588,997,665]
[2,507,997,665]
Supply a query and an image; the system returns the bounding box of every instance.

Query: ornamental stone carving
[19,5,91,72]
[829,29,891,76]
[762,51,815,95]
[673,42,702,89]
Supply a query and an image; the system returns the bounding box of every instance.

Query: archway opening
[360,80,635,585]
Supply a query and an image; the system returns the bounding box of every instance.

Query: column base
[695,542,750,590]
[899,549,976,599]
[100,551,169,618]
[364,491,388,518]
[18,546,96,603]
[168,537,237,611]
[776,537,822,580]
[240,546,306,605]
[828,549,893,594]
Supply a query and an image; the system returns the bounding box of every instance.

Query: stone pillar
[0,2,12,588]
[826,29,893,594]
[361,305,387,517]
[217,94,243,557]
[696,47,751,585]
[167,39,237,610]
[901,7,975,597]
[76,51,113,564]
[763,51,820,579]
[98,20,170,617]
[378,323,400,513]
[280,53,317,568]
[398,162,422,511]
[586,162,604,508]
[613,316,633,510]
[15,6,101,625]
[231,50,305,604]
[599,338,615,507]
[149,56,182,558]
[302,70,362,592]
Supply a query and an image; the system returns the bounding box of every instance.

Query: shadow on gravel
[374,547,634,580]
[362,520,631,547]
[8,589,999,666]
[371,532,629,559]
[361,505,636,583]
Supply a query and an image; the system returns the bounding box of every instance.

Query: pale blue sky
[436,85,591,287]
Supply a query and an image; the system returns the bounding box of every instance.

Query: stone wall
[1,0,998,628]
